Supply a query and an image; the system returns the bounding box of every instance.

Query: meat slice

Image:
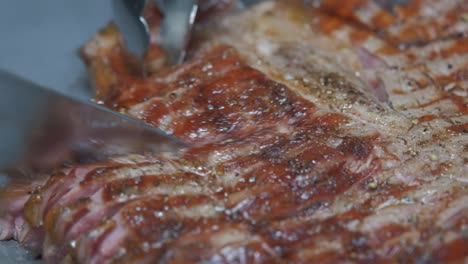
[0,176,47,255]
[2,0,467,263]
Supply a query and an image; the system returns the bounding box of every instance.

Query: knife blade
[0,70,187,184]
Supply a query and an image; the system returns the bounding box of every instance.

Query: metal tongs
[112,0,198,66]
[112,0,263,66]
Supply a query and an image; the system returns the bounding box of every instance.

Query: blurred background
[0,0,113,100]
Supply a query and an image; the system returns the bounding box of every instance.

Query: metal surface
[113,0,199,66]
[112,0,264,66]
[0,70,187,181]
[156,0,199,65]
[112,0,150,60]
[0,1,112,101]
[240,0,265,7]
[0,241,41,264]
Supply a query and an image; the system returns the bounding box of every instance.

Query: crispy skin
[2,0,467,263]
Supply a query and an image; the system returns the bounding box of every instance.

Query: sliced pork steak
[1,0,467,263]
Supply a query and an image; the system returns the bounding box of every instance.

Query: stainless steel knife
[0,70,187,185]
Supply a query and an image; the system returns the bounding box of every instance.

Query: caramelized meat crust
[1,1,467,263]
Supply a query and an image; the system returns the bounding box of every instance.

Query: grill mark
[32,43,384,262]
[23,1,468,259]
[132,49,318,144]
[23,165,103,227]
[311,0,466,48]
[156,222,278,264]
[71,194,220,263]
[44,172,209,249]
[23,160,181,251]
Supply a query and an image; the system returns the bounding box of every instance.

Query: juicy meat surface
[1,0,467,263]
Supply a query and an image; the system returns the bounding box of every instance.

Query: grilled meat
[1,0,467,263]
